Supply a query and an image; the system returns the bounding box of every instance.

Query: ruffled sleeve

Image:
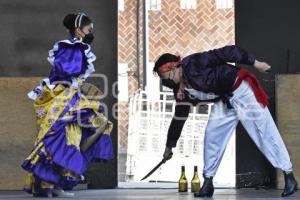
[48,39,96,85]
[27,39,96,100]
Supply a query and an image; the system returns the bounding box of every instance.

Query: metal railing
[126,90,235,187]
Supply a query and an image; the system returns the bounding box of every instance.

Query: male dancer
[153,45,298,197]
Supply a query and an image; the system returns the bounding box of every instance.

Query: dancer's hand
[254,60,271,73]
[163,146,173,161]
[96,119,109,133]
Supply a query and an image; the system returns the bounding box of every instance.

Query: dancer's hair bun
[63,14,77,30]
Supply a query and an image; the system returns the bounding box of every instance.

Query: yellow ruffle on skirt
[22,84,114,195]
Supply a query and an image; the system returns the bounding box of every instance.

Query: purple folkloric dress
[22,38,114,195]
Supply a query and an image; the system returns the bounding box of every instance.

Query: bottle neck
[181,166,186,176]
[181,166,185,172]
[193,166,198,177]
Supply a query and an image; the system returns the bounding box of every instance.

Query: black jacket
[166,45,255,148]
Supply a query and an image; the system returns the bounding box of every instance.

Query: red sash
[232,68,268,107]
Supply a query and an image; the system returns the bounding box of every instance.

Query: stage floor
[0,189,299,200]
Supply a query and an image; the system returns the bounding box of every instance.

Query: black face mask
[82,33,94,44]
[162,78,177,89]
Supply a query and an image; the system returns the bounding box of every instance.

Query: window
[180,0,197,9]
[216,0,233,9]
[118,0,125,11]
[148,0,161,11]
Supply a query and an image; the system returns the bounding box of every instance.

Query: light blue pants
[203,81,293,177]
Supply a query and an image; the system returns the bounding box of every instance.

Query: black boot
[33,192,53,198]
[281,171,298,197]
[194,177,214,198]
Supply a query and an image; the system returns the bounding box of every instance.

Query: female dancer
[22,13,114,197]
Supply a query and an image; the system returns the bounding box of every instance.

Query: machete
[140,153,173,181]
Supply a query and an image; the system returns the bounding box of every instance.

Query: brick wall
[148,0,234,61]
[118,0,144,150]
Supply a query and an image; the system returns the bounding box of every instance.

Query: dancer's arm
[80,120,111,151]
[166,102,191,148]
[187,45,256,67]
[163,102,190,160]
